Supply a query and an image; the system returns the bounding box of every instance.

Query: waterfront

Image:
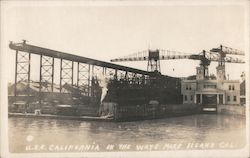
[9,114,246,153]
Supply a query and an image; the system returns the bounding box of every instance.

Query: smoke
[96,73,108,103]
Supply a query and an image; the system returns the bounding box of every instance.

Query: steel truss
[10,41,154,98]
[40,55,54,92]
[14,50,31,109]
[77,63,90,96]
[60,59,74,93]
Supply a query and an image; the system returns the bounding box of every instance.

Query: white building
[181,65,240,105]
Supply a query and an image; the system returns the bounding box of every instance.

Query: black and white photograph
[0,0,249,158]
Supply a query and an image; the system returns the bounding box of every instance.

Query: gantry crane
[210,45,245,66]
[110,45,245,78]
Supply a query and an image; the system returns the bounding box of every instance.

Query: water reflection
[9,114,246,152]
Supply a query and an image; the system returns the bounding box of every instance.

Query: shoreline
[8,113,113,122]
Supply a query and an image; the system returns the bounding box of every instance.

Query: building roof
[8,81,71,95]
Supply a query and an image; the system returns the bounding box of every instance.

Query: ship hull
[101,102,201,121]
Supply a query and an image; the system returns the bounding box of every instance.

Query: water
[8,114,246,153]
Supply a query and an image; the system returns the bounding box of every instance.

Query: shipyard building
[181,65,242,106]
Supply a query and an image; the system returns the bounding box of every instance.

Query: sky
[1,1,247,84]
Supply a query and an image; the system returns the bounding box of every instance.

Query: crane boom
[210,45,244,56]
[110,47,244,73]
[210,45,245,66]
[110,49,245,63]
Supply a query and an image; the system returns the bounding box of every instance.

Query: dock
[8,113,113,122]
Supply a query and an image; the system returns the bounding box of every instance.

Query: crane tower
[210,45,245,81]
[147,49,161,72]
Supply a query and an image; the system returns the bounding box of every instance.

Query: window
[219,94,223,104]
[197,70,201,74]
[233,96,237,101]
[227,96,230,101]
[185,85,192,90]
[232,85,235,90]
[191,95,193,101]
[204,85,216,89]
[184,95,187,101]
[196,94,201,104]
[229,85,231,90]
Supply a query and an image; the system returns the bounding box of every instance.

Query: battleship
[8,41,245,121]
